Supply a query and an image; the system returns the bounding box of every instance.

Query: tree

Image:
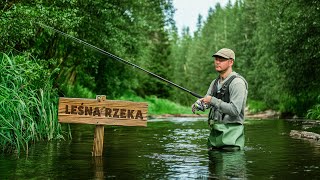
[272,0,320,115]
[0,0,175,99]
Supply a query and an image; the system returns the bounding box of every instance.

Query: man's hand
[201,96,212,104]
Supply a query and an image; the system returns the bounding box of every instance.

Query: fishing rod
[38,23,203,99]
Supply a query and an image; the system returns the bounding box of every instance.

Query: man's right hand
[201,96,212,104]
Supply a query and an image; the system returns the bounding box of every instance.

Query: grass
[118,94,206,115]
[247,99,269,113]
[0,53,65,154]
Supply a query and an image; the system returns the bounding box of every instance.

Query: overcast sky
[172,0,234,35]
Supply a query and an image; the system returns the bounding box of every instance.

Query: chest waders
[207,75,245,150]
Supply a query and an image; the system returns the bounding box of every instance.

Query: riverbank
[149,109,280,120]
[245,109,280,119]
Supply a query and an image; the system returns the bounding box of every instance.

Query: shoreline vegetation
[0,54,65,154]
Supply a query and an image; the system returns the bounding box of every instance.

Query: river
[1,118,320,179]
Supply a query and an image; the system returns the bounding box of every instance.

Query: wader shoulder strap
[210,75,220,97]
[208,74,244,121]
[209,75,237,121]
[219,75,237,102]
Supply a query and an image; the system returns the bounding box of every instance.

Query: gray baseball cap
[212,48,235,60]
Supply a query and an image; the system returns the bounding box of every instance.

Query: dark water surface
[1,118,320,179]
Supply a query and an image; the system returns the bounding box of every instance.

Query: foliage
[247,100,268,114]
[307,96,320,120]
[0,0,175,100]
[271,0,320,115]
[59,82,96,99]
[0,53,64,153]
[306,105,320,120]
[119,93,206,115]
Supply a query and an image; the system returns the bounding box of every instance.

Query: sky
[172,0,233,35]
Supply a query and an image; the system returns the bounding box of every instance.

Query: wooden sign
[58,95,148,127]
[58,95,148,156]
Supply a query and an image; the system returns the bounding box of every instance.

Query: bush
[119,93,206,115]
[247,99,268,113]
[307,96,320,120]
[0,53,64,153]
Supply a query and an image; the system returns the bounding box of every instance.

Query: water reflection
[93,157,104,180]
[208,150,247,179]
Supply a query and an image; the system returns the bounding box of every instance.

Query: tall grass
[0,53,64,153]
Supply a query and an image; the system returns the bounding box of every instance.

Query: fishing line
[38,23,203,98]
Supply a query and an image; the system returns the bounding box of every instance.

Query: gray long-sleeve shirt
[206,71,248,124]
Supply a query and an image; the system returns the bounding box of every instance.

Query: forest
[1,0,320,152]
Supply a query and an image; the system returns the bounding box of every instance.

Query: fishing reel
[192,99,208,113]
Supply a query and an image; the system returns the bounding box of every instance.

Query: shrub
[0,53,64,153]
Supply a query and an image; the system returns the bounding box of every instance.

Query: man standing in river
[192,48,248,150]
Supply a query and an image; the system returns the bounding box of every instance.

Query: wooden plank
[58,95,148,126]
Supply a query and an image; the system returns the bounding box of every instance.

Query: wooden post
[92,95,106,157]
[92,125,104,156]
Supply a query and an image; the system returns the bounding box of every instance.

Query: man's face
[214,56,233,73]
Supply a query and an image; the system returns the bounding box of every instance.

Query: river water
[1,118,320,179]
